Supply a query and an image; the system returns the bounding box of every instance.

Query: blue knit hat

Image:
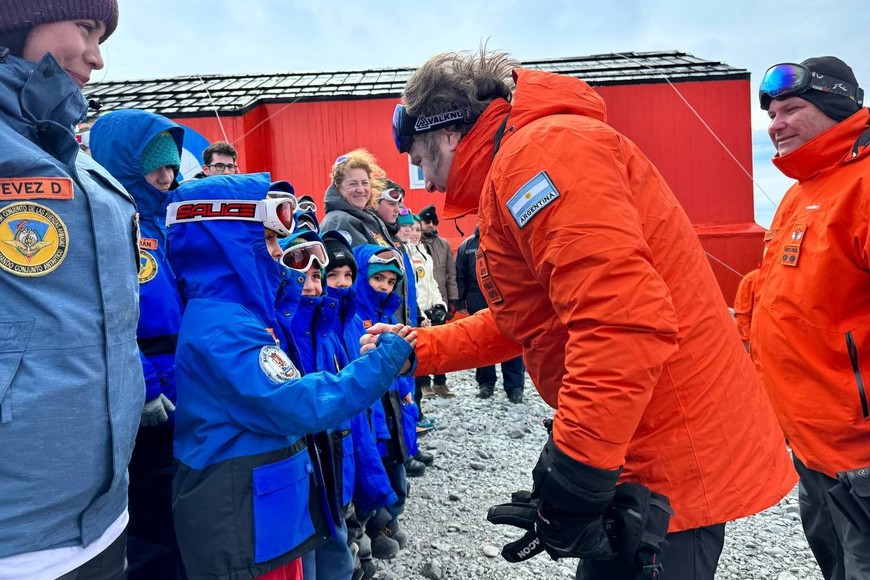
[141,131,180,176]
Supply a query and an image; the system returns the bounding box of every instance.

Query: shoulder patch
[0,202,69,276]
[138,250,158,284]
[506,171,560,228]
[259,345,301,384]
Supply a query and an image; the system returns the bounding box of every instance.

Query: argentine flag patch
[506,171,560,228]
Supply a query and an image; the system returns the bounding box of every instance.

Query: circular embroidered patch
[259,345,301,384]
[0,202,69,277]
[138,250,158,284]
[415,265,425,281]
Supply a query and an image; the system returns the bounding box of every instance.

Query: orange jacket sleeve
[733,269,758,343]
[492,126,680,469]
[413,309,523,376]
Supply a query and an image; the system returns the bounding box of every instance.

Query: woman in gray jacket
[0,2,144,578]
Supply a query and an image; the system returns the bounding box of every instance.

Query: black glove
[488,437,621,562]
[446,299,458,320]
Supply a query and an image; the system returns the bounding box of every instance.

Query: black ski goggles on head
[392,104,472,154]
[759,62,864,109]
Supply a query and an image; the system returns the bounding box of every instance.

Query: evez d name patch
[0,177,74,201]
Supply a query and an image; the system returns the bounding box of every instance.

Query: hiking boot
[433,383,456,397]
[507,390,524,404]
[421,385,436,398]
[417,417,436,430]
[360,560,378,579]
[416,424,429,435]
[369,532,399,560]
[405,458,427,478]
[384,521,409,550]
[477,384,495,399]
[415,450,435,466]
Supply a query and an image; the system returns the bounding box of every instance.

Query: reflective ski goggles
[298,200,317,212]
[369,250,404,272]
[392,104,472,154]
[294,210,320,233]
[282,240,329,272]
[166,198,296,237]
[376,188,404,203]
[759,63,864,109]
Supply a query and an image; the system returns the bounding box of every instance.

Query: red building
[85,51,763,303]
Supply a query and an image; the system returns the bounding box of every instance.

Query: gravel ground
[373,369,824,580]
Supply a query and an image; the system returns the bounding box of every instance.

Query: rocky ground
[373,369,824,580]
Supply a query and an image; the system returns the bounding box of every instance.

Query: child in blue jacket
[166,174,415,580]
[277,228,393,580]
[352,244,422,558]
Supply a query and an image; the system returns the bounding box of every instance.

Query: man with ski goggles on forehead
[754,56,870,580]
[376,47,799,580]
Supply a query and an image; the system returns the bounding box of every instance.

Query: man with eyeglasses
[201,140,240,176]
[753,56,870,580]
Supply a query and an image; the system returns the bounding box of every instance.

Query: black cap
[322,230,357,280]
[797,57,862,122]
[418,204,439,226]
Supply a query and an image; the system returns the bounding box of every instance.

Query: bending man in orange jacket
[754,56,870,580]
[365,48,797,579]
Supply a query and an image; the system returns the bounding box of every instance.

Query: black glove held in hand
[488,437,622,562]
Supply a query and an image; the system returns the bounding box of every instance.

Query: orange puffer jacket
[414,69,796,532]
[752,108,870,478]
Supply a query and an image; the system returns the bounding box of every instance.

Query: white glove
[140,393,176,427]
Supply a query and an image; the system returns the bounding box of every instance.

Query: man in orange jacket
[753,56,870,580]
[371,48,797,579]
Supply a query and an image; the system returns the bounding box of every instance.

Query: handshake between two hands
[360,322,418,373]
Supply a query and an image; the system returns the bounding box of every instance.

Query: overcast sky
[95,0,868,228]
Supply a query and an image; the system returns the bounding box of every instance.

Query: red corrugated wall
[171,78,762,304]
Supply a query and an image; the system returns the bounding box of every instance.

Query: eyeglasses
[165,198,296,237]
[376,188,403,203]
[392,104,472,154]
[207,163,239,172]
[759,63,865,109]
[282,240,329,272]
[298,200,317,212]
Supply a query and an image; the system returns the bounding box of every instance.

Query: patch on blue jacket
[506,171,560,229]
[259,345,301,383]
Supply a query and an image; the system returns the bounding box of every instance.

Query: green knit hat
[141,131,180,176]
[396,211,415,227]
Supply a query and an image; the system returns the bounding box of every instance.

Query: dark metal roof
[84,50,748,118]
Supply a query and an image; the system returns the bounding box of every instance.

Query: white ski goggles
[166,198,296,237]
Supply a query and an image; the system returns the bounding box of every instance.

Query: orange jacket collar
[773,108,870,182]
[443,68,609,219]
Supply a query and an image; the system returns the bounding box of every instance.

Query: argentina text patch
[506,171,560,228]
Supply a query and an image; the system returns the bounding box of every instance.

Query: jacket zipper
[846,331,869,419]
